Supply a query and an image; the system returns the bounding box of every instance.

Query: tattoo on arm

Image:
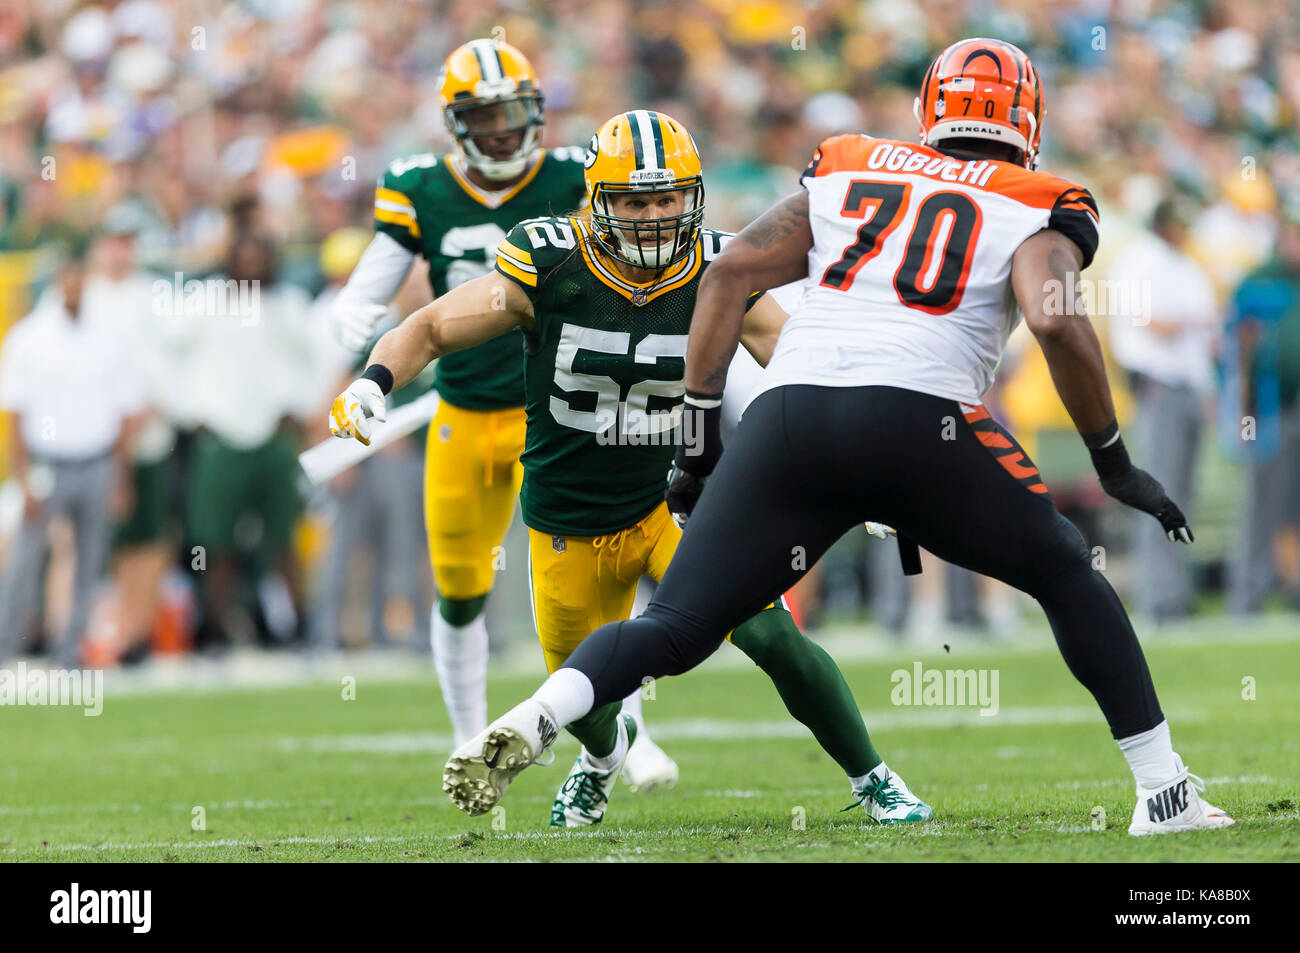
[700,364,727,395]
[1046,234,1085,315]
[735,192,812,251]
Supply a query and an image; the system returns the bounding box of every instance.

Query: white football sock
[533,667,595,727]
[431,606,488,747]
[1117,720,1179,789]
[850,761,890,793]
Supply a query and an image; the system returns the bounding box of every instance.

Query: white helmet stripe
[633,110,659,172]
[471,39,504,82]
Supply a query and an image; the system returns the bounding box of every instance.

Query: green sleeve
[493,216,580,297]
[373,155,438,253]
[493,221,545,298]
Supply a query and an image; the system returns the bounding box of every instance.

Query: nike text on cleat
[1127,756,1235,835]
[442,699,559,816]
[551,714,637,827]
[622,730,679,793]
[846,767,934,824]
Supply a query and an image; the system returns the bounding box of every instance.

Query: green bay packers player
[329,40,676,789]
[332,111,931,827]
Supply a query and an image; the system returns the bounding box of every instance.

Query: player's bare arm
[736,291,789,368]
[1012,228,1116,436]
[667,192,812,525]
[329,273,534,445]
[686,191,813,394]
[1014,227,1193,544]
[372,272,534,389]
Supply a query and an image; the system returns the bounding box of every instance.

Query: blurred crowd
[0,0,1298,665]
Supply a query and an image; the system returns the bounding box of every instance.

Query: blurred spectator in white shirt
[1109,198,1219,621]
[184,232,313,650]
[0,244,142,664]
[82,207,187,664]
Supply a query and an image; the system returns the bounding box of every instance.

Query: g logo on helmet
[584,133,599,169]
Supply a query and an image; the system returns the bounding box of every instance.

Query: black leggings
[562,384,1163,739]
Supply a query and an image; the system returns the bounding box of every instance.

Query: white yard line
[270,705,1209,755]
[7,614,1291,698]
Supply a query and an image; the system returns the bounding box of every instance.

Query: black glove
[1086,423,1194,544]
[667,390,723,528]
[665,464,707,529]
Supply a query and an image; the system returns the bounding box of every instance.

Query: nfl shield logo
[552,536,566,554]
[632,288,649,307]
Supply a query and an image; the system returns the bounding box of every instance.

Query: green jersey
[494,217,759,536]
[374,148,588,409]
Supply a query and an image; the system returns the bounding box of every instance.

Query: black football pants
[561,384,1164,740]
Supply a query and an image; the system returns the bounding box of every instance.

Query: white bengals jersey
[756,135,1100,405]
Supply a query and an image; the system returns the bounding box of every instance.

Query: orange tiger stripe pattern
[962,404,1049,496]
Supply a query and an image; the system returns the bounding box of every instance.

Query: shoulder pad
[700,229,733,261]
[514,216,580,254]
[1046,183,1100,270]
[547,145,588,165]
[496,217,580,292]
[801,134,875,182]
[382,153,439,185]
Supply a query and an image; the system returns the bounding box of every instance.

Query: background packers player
[332,110,931,827]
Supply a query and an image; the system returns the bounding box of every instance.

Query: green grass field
[3,621,1297,862]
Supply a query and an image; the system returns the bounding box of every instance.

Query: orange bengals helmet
[914,38,1043,169]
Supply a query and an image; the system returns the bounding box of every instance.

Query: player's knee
[1016,513,1094,597]
[730,608,807,680]
[433,558,493,602]
[636,605,724,676]
[437,594,488,626]
[1036,554,1113,607]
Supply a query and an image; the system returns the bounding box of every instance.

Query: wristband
[675,389,724,476]
[684,389,723,409]
[361,363,395,396]
[1088,434,1133,481]
[1081,419,1120,450]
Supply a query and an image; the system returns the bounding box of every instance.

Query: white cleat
[1127,756,1235,836]
[442,699,559,816]
[849,764,934,824]
[622,729,679,793]
[551,714,636,827]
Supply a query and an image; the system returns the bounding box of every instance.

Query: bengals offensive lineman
[454,37,1234,836]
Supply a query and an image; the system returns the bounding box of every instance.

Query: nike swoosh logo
[484,748,500,769]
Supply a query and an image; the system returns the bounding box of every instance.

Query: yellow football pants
[528,502,682,673]
[423,399,526,600]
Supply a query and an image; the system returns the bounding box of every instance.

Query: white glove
[329,378,388,446]
[332,300,390,354]
[864,522,896,540]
